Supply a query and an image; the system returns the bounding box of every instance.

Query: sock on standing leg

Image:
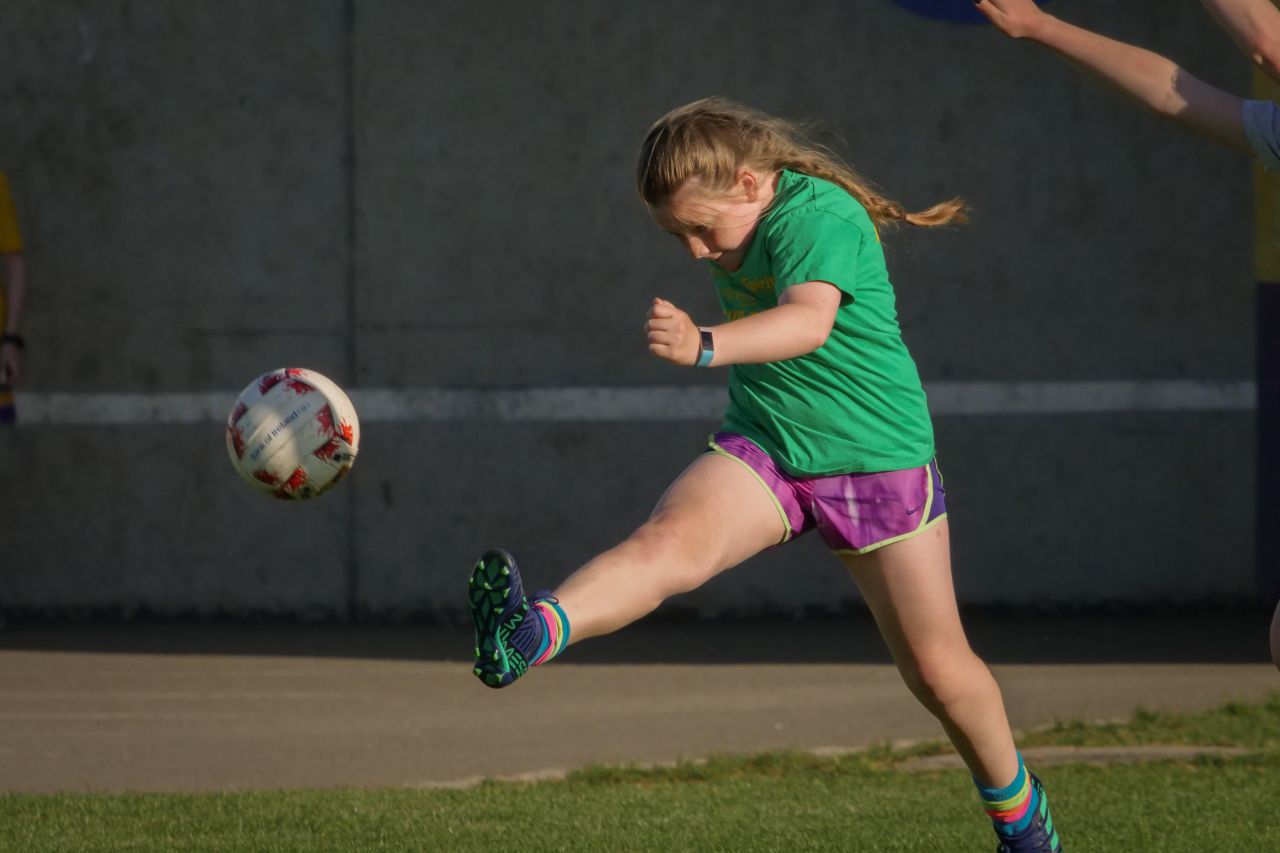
[975,752,1037,837]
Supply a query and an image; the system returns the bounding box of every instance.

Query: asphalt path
[0,611,1276,794]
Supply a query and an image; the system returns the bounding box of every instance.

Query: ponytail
[638,97,969,232]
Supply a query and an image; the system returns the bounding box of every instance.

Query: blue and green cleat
[996,774,1063,853]
[468,548,533,689]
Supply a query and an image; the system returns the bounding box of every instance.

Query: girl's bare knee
[900,647,990,718]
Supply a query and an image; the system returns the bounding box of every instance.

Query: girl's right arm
[645,284,840,368]
[1200,0,1280,83]
[975,0,1252,154]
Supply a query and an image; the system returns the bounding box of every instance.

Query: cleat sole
[468,549,529,689]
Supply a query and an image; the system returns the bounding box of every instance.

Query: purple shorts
[708,432,947,555]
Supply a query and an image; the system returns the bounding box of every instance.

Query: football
[225,367,360,500]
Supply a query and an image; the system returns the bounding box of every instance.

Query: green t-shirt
[711,169,934,476]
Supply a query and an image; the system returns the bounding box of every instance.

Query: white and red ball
[225,368,360,500]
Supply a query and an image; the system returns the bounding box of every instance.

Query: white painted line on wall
[10,381,1256,426]
[923,380,1256,415]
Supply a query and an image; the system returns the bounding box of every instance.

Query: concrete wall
[0,1,1259,618]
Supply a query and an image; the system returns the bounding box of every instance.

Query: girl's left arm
[645,282,841,367]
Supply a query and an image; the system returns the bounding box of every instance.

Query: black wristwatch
[694,328,714,367]
[0,334,23,350]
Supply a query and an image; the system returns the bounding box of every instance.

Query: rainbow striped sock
[528,598,570,666]
[975,753,1037,837]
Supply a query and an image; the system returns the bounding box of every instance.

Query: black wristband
[694,328,714,367]
[0,334,23,350]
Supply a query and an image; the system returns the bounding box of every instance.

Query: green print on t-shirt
[713,270,776,321]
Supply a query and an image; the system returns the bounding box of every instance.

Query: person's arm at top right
[974,0,1252,154]
[1200,0,1280,84]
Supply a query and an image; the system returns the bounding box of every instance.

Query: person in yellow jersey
[0,169,23,627]
[0,170,28,425]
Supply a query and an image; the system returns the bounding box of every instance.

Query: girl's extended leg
[554,450,788,642]
[839,519,1018,786]
[470,450,787,687]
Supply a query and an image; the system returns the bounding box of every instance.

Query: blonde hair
[636,97,968,231]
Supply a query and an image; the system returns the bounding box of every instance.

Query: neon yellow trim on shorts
[832,513,947,557]
[831,463,940,557]
[708,439,792,545]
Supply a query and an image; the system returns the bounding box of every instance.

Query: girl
[469,97,1063,853]
[972,0,1280,674]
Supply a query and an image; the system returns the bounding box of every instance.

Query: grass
[1017,691,1280,750]
[2,694,1278,852]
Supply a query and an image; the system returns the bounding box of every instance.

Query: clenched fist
[645,297,701,367]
